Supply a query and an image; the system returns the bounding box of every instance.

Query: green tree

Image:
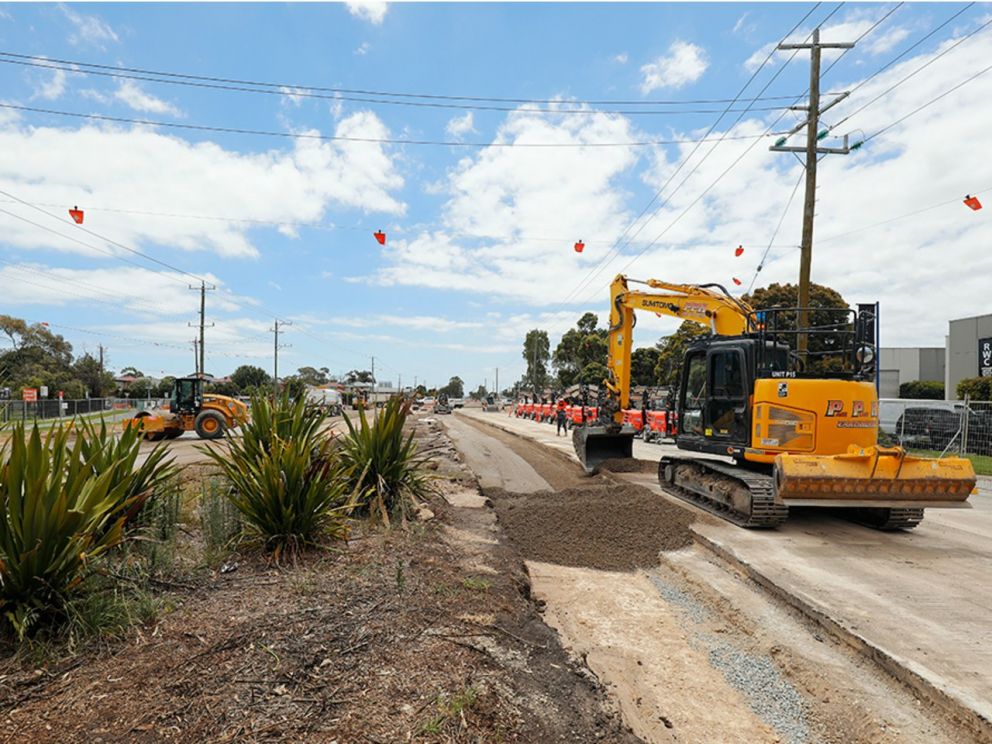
[653,322,712,387]
[439,376,464,398]
[957,377,992,401]
[631,347,661,386]
[578,362,609,386]
[127,378,154,398]
[208,380,241,397]
[346,369,375,383]
[231,364,271,391]
[72,353,116,397]
[297,366,330,386]
[119,365,144,378]
[899,380,944,400]
[154,376,176,397]
[0,316,76,396]
[469,384,488,401]
[553,313,608,387]
[523,329,551,392]
[281,375,306,399]
[743,282,851,373]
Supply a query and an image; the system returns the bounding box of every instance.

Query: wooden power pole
[770,27,853,357]
[188,280,215,376]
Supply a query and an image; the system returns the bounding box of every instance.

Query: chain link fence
[0,397,165,425]
[879,398,992,471]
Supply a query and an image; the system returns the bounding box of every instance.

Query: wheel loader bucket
[573,424,636,475]
[775,445,976,508]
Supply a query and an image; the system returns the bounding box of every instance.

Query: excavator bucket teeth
[573,425,636,475]
[775,446,976,508]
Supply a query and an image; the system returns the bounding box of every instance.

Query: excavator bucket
[775,445,976,508]
[573,425,637,475]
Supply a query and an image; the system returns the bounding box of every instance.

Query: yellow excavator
[574,275,976,529]
[124,376,249,441]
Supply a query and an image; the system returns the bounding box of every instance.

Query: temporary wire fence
[879,398,992,468]
[0,397,164,425]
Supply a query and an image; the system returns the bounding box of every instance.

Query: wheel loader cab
[171,377,203,415]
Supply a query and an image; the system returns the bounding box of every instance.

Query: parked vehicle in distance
[449,397,465,409]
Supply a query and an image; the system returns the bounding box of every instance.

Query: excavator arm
[604,274,754,419]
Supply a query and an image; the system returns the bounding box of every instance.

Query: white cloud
[360,24,992,351]
[354,42,371,56]
[733,13,752,35]
[32,66,67,101]
[0,263,242,317]
[367,108,639,305]
[640,41,709,93]
[114,80,183,117]
[745,9,909,73]
[268,281,283,291]
[445,112,476,139]
[0,110,405,260]
[279,86,306,107]
[865,25,911,56]
[60,4,119,48]
[345,1,388,25]
[614,53,629,64]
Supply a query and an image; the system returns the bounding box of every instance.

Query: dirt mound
[598,457,658,474]
[488,483,694,571]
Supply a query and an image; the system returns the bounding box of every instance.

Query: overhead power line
[0,102,781,149]
[830,12,991,133]
[0,50,815,107]
[562,2,845,306]
[0,57,799,116]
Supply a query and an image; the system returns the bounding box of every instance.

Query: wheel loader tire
[165,429,184,440]
[194,410,226,440]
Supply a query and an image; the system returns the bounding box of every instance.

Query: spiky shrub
[0,424,139,639]
[202,394,352,561]
[338,397,432,525]
[75,419,177,527]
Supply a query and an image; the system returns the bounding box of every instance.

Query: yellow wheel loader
[573,275,976,530]
[124,377,249,441]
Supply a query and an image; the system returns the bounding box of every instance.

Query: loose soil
[0,415,638,744]
[489,484,695,571]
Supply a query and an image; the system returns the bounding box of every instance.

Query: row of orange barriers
[513,401,676,441]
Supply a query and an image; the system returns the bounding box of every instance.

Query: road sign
[22,388,37,402]
[58,390,64,400]
[40,385,49,398]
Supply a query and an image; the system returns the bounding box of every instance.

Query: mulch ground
[488,483,695,571]
[0,418,638,744]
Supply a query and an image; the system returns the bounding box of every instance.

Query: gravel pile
[488,483,694,571]
[597,457,658,474]
[707,640,810,744]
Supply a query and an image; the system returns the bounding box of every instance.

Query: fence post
[962,394,970,455]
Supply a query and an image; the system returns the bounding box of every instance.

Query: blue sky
[0,2,989,391]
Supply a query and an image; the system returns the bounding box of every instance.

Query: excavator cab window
[707,349,748,441]
[681,352,707,436]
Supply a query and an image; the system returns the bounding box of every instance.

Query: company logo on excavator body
[824,399,878,418]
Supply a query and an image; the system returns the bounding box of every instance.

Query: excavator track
[658,456,788,529]
[840,507,925,531]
